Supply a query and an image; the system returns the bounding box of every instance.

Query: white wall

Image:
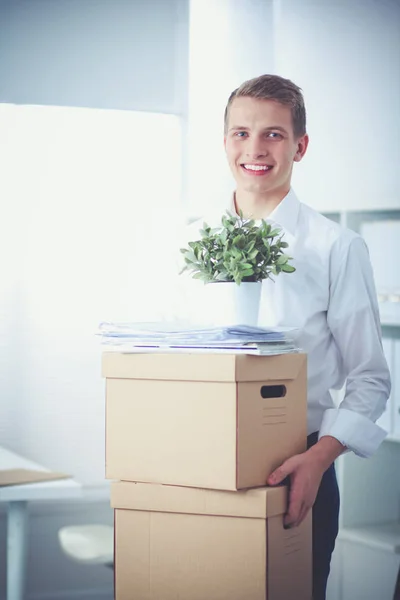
[0,103,183,484]
[186,0,275,219]
[274,0,400,213]
[187,0,400,219]
[0,105,24,449]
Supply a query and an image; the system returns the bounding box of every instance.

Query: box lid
[111,481,288,519]
[102,352,306,382]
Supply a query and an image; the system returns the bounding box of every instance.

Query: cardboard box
[103,352,307,491]
[111,480,312,600]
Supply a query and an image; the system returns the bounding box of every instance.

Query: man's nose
[245,138,268,158]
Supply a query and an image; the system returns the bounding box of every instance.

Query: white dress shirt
[177,189,391,458]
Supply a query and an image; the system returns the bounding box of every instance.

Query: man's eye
[235,131,247,137]
[268,132,282,139]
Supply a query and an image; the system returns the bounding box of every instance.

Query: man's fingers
[283,492,303,528]
[294,504,311,528]
[285,501,312,529]
[267,465,289,485]
[268,455,301,486]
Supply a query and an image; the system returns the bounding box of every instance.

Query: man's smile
[240,163,273,175]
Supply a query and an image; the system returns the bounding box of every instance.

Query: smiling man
[222,75,391,600]
[225,94,306,216]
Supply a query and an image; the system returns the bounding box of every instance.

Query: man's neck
[234,188,289,219]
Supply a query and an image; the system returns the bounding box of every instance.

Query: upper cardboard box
[103,352,307,491]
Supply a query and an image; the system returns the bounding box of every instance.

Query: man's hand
[267,435,345,528]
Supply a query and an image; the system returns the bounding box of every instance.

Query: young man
[219,75,390,599]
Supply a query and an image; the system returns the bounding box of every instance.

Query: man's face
[224,96,308,198]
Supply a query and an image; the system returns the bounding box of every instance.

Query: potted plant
[180,212,296,326]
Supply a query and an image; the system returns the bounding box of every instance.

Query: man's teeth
[243,164,270,171]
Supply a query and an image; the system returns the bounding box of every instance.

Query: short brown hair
[224,74,306,138]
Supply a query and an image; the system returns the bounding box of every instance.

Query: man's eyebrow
[228,125,289,133]
[266,126,288,133]
[228,126,250,131]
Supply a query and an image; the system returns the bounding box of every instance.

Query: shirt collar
[229,188,300,237]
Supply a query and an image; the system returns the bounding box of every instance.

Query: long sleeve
[319,235,391,457]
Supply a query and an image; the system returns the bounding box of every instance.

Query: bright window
[0,104,183,483]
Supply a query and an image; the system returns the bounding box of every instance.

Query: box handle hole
[260,385,286,399]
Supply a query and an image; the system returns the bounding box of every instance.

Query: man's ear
[294,134,309,163]
[223,136,227,150]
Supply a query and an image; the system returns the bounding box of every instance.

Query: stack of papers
[98,322,299,356]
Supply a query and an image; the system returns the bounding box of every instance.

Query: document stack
[98,321,299,355]
[100,321,312,600]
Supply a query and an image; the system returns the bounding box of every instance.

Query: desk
[0,447,82,600]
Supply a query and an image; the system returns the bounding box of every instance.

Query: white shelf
[339,522,400,554]
[381,320,400,328]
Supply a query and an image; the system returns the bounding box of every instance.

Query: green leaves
[281,264,296,273]
[180,210,296,285]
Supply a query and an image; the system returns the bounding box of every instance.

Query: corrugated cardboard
[103,352,307,490]
[111,480,312,600]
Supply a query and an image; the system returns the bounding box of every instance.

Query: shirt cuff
[318,408,387,458]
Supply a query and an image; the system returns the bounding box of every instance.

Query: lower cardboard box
[111,481,312,600]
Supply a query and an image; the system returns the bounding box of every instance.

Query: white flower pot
[203,281,262,327]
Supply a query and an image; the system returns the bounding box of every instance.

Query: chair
[58,524,114,568]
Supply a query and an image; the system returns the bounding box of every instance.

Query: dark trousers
[307,431,340,600]
[393,565,400,600]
